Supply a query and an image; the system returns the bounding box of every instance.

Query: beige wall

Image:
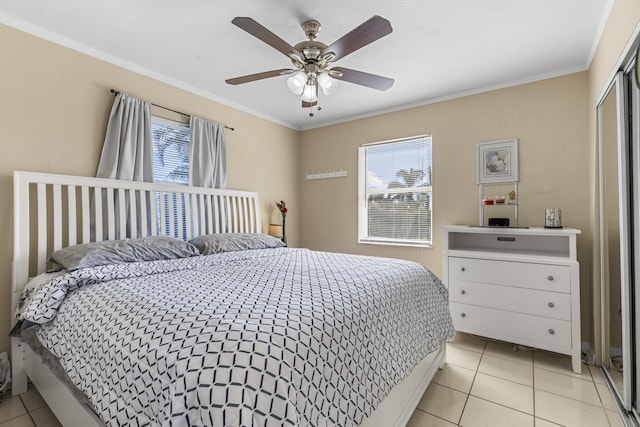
[0,24,300,354]
[300,73,593,343]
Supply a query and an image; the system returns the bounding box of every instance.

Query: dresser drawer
[450,302,572,351]
[449,281,571,320]
[449,257,570,293]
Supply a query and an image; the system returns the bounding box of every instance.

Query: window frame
[358,135,433,248]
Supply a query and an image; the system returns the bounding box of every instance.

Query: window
[151,116,191,237]
[358,135,433,247]
[151,116,190,185]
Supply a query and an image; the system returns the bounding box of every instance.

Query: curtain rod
[110,89,235,131]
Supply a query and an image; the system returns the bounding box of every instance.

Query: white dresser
[443,226,582,373]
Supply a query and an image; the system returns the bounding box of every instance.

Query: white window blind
[151,116,190,185]
[358,135,433,247]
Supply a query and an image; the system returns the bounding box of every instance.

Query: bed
[10,171,454,427]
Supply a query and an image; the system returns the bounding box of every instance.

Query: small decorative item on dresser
[544,208,562,228]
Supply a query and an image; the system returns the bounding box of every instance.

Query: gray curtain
[95,93,153,238]
[97,92,153,182]
[189,116,226,188]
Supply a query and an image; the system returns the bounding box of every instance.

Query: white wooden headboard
[10,170,261,403]
[12,171,261,296]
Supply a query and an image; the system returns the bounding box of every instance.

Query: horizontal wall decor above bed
[305,169,348,180]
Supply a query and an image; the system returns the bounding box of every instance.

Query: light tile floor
[0,333,627,427]
[408,333,626,427]
[0,386,60,427]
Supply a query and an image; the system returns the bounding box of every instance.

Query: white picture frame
[477,138,519,183]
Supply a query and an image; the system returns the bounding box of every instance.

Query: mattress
[17,247,454,426]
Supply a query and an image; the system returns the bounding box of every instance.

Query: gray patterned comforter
[17,248,454,427]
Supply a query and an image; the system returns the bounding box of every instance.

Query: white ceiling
[0,0,612,130]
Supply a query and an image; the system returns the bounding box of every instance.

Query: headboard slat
[81,186,90,244]
[117,189,126,239]
[106,188,115,240]
[149,191,158,236]
[94,188,103,242]
[185,193,193,240]
[231,198,239,232]
[127,190,137,239]
[67,186,77,246]
[220,197,228,233]
[36,183,47,273]
[52,184,62,252]
[209,195,217,234]
[139,190,148,238]
[177,193,185,240]
[167,192,175,236]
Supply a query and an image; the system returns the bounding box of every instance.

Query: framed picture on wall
[477,138,519,183]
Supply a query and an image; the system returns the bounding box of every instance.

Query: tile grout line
[19,394,38,427]
[0,395,28,427]
[471,343,538,422]
[532,351,537,423]
[533,382,611,409]
[470,395,535,418]
[420,381,469,425]
[451,340,544,425]
[413,408,457,426]
[457,339,487,426]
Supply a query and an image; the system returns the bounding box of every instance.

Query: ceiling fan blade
[330,67,394,91]
[322,15,392,62]
[226,69,294,85]
[232,17,303,60]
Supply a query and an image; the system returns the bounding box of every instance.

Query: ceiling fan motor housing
[302,20,321,40]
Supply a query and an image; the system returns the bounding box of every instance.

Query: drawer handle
[461,267,466,272]
[548,302,555,308]
[497,236,516,242]
[461,313,466,318]
[548,329,555,335]
[547,275,554,281]
[461,290,466,295]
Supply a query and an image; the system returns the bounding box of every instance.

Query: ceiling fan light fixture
[301,83,318,103]
[287,71,307,95]
[318,72,339,96]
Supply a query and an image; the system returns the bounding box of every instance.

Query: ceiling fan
[225,15,394,108]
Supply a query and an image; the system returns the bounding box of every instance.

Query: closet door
[598,71,632,408]
[630,59,640,417]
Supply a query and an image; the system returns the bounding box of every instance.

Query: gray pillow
[50,235,200,270]
[189,233,285,255]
